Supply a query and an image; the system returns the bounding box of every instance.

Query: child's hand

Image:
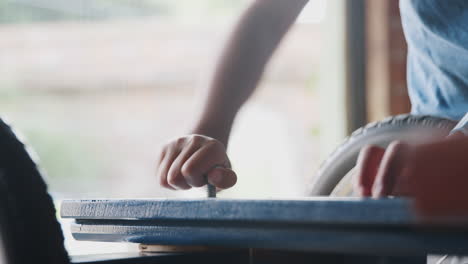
[355,135,468,218]
[156,135,236,191]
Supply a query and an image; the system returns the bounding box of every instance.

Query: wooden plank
[62,199,468,255]
[61,198,415,226]
[139,244,230,253]
[68,220,468,256]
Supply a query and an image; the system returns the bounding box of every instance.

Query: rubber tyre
[0,119,69,264]
[307,114,456,196]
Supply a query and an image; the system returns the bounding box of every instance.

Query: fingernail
[209,173,221,185]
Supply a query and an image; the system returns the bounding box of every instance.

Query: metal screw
[207,183,216,198]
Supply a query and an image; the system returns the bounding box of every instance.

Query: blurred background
[0,0,327,199]
[0,0,410,255]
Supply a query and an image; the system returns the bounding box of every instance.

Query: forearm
[192,0,309,145]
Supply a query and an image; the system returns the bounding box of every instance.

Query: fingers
[372,141,410,198]
[167,138,203,189]
[355,145,385,197]
[181,142,229,187]
[157,147,179,190]
[355,141,411,198]
[156,135,235,191]
[207,167,237,189]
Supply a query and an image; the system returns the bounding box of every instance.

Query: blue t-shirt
[400,0,468,121]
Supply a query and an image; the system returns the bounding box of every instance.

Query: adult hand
[355,135,468,218]
[355,141,412,198]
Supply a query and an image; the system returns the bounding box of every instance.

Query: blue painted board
[61,198,468,256]
[61,198,415,226]
[69,221,468,255]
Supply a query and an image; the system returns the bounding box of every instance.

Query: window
[1,0,346,255]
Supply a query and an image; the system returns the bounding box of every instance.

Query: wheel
[307,114,456,196]
[0,118,69,264]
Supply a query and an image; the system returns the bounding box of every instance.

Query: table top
[61,198,468,256]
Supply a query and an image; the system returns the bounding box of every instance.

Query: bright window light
[298,0,327,24]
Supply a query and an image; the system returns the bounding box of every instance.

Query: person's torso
[400,0,468,120]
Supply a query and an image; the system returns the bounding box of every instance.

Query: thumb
[207,167,237,189]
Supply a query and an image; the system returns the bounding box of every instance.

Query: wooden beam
[365,0,410,122]
[345,0,367,133]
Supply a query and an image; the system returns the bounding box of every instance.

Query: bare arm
[192,0,309,145]
[157,0,309,190]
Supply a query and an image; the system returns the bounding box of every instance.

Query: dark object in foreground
[0,119,69,264]
[70,251,424,264]
[61,198,468,256]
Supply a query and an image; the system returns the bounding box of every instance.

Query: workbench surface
[61,198,468,256]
